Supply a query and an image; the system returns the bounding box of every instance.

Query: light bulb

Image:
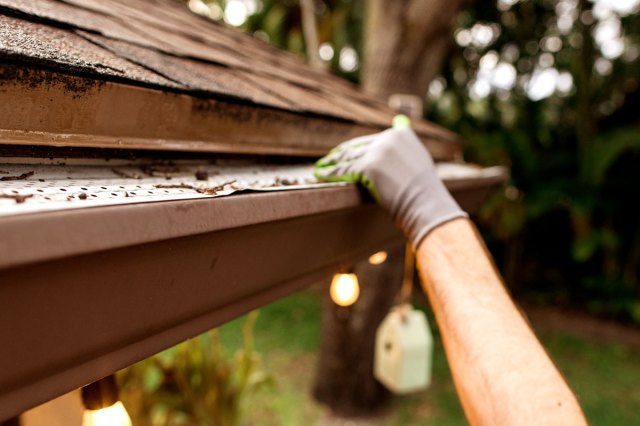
[368,251,388,265]
[83,401,131,426]
[330,273,360,307]
[81,375,130,426]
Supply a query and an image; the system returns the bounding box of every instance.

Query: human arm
[315,127,587,425]
[417,218,586,425]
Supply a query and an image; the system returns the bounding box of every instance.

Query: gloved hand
[314,127,468,248]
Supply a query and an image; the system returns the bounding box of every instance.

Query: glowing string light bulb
[368,251,388,265]
[83,401,131,426]
[330,273,360,307]
[82,375,131,426]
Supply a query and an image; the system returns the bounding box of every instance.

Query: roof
[0,0,459,158]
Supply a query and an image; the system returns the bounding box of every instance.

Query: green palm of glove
[314,128,435,207]
[314,136,383,204]
[314,128,467,248]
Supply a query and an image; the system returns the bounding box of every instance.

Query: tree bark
[362,0,465,101]
[313,244,404,416]
[300,0,323,69]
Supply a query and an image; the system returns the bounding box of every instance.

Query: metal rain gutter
[0,158,505,420]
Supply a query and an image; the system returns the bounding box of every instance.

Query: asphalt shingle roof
[0,0,458,144]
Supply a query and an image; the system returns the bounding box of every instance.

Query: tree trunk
[313,244,404,416]
[362,0,465,101]
[300,0,323,69]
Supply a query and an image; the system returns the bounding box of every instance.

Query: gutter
[0,157,505,420]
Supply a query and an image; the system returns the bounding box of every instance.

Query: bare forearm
[417,218,586,425]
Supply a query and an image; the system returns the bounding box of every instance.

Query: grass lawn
[217,289,640,425]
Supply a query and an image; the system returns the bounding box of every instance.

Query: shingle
[80,32,297,110]
[118,17,251,69]
[0,0,155,48]
[0,15,181,88]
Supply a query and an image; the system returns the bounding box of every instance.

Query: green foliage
[118,311,273,426]
[584,127,640,187]
[428,0,640,322]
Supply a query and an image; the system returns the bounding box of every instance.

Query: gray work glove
[314,127,467,248]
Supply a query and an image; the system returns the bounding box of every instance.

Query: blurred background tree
[430,0,640,323]
[188,0,640,324]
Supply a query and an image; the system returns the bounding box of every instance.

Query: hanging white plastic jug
[374,304,433,394]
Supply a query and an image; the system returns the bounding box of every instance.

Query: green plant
[118,311,273,426]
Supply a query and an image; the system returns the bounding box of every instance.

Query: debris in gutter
[195,170,209,181]
[0,171,34,181]
[201,180,237,194]
[154,183,194,190]
[0,162,343,217]
[0,193,33,203]
[112,168,142,179]
[272,177,300,186]
[154,180,237,195]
